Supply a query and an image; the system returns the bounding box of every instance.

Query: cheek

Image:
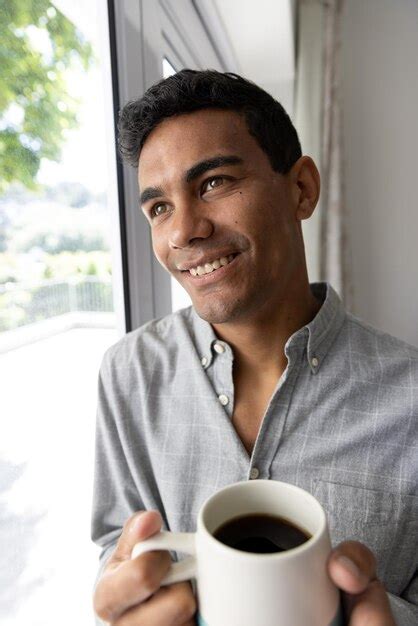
[151,232,168,267]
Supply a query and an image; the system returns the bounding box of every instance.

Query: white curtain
[294,0,353,307]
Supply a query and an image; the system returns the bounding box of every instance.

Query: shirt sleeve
[388,570,418,625]
[90,350,146,625]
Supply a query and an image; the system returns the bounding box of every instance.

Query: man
[92,70,417,625]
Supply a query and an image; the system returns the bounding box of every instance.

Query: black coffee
[213,513,311,554]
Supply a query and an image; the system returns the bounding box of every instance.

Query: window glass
[160,58,193,311]
[162,56,177,78]
[0,2,119,623]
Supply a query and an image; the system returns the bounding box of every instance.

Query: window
[111,0,236,325]
[0,2,122,623]
[0,1,237,622]
[163,56,177,77]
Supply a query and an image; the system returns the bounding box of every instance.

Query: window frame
[109,0,239,330]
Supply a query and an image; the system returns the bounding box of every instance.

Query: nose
[168,202,214,249]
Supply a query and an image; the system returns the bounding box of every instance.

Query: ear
[289,156,320,221]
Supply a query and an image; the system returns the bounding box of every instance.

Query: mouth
[181,252,241,286]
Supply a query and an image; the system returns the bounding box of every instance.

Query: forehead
[138,109,260,184]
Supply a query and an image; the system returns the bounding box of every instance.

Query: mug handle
[131,531,197,586]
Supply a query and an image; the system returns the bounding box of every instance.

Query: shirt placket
[211,340,235,419]
[202,334,308,482]
[248,341,306,481]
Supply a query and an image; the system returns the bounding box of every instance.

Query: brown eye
[152,203,167,217]
[203,176,225,192]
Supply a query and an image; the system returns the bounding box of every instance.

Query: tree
[20,230,108,254]
[0,0,93,193]
[0,210,11,252]
[44,181,93,207]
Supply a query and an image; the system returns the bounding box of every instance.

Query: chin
[192,296,246,324]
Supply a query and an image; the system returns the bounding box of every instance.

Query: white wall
[213,0,295,112]
[341,0,418,346]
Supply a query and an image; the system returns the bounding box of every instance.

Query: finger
[112,582,197,626]
[328,541,395,625]
[346,579,395,626]
[109,510,164,565]
[327,540,376,594]
[94,549,172,623]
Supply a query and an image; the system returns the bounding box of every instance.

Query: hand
[327,540,396,625]
[93,510,197,625]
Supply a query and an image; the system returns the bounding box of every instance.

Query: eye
[150,203,167,218]
[202,176,226,193]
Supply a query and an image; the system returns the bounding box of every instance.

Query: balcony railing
[0,277,113,332]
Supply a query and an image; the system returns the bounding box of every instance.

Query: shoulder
[338,313,418,390]
[344,312,418,361]
[100,306,194,374]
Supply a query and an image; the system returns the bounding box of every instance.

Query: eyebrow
[139,154,244,207]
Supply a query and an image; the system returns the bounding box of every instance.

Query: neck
[212,282,322,377]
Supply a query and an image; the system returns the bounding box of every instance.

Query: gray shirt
[91,282,418,624]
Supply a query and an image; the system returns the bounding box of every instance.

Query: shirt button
[201,356,208,367]
[311,356,319,368]
[218,394,229,406]
[213,341,225,354]
[250,467,260,479]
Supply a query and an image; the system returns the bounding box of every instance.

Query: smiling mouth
[181,253,239,277]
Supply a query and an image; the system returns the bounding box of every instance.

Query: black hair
[117,69,302,174]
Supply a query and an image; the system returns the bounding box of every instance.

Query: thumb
[110,510,163,565]
[328,541,395,626]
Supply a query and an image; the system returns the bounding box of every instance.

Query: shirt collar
[190,282,346,373]
[288,282,346,373]
[189,306,219,369]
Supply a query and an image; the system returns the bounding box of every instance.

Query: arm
[91,351,144,623]
[91,352,197,625]
[91,351,146,589]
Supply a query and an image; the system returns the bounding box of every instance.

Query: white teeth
[189,254,236,276]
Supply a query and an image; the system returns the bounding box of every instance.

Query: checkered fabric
[91,282,418,624]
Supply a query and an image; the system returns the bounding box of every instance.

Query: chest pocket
[311,479,418,595]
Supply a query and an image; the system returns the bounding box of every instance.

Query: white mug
[132,480,343,626]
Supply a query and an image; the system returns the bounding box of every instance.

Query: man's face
[138,108,303,324]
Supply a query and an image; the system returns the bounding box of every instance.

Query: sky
[36,62,109,194]
[10,1,112,195]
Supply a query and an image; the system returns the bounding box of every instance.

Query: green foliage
[86,260,97,275]
[0,252,19,283]
[0,0,94,193]
[0,250,112,284]
[45,250,112,279]
[44,181,94,207]
[43,264,53,279]
[0,210,11,252]
[5,205,109,257]
[20,230,107,254]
